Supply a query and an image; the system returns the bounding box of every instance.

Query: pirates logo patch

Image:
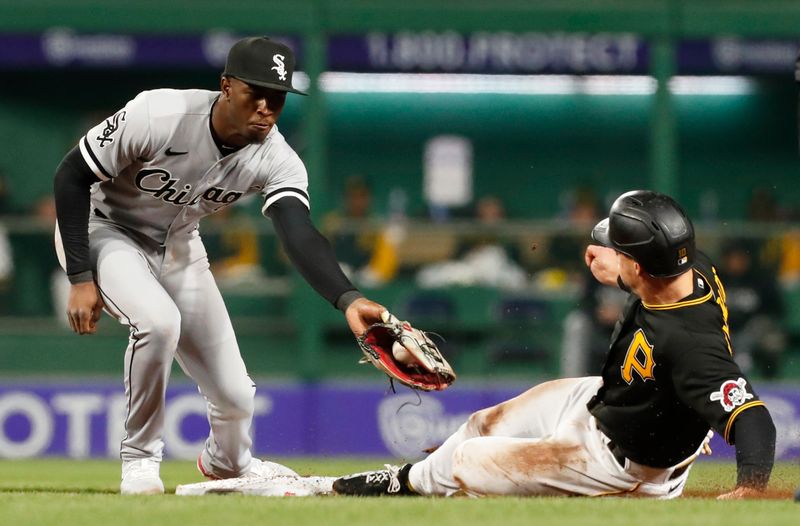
[710,378,753,412]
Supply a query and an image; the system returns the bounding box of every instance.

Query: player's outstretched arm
[585,244,619,286]
[269,196,385,337]
[717,405,775,500]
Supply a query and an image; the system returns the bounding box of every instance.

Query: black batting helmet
[591,190,695,278]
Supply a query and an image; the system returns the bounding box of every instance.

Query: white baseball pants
[408,376,702,498]
[57,220,255,477]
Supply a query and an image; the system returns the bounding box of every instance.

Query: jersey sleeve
[78,91,154,180]
[668,334,765,444]
[260,148,310,215]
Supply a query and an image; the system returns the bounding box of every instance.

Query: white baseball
[392,341,415,364]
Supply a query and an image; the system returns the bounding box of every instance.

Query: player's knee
[465,409,487,436]
[214,381,255,420]
[466,404,504,437]
[138,307,181,350]
[451,439,484,494]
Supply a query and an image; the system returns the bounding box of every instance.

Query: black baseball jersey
[587,252,765,468]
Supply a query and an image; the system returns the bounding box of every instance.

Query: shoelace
[365,464,402,493]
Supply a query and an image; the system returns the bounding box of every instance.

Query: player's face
[222,77,287,144]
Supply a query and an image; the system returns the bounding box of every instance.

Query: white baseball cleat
[197,454,299,480]
[120,458,165,495]
[245,458,300,478]
[175,475,337,496]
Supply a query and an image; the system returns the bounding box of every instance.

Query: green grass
[0,459,798,526]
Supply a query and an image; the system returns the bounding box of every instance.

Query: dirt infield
[682,488,793,500]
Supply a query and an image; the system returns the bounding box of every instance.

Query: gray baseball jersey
[79,88,309,242]
[58,88,310,474]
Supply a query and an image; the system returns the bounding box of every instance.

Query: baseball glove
[358,311,456,391]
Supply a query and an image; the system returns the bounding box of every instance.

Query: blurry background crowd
[1,1,800,385]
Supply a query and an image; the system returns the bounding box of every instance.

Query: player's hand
[344,297,387,338]
[66,281,104,335]
[585,245,619,287]
[716,486,764,500]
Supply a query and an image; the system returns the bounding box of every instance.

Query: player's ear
[220,76,231,98]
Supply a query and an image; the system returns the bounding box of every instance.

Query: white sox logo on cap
[223,37,306,95]
[271,54,287,81]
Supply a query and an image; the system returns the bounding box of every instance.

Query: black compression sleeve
[268,197,360,309]
[53,145,99,283]
[730,405,775,490]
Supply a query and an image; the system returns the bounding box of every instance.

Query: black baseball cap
[591,190,695,278]
[223,36,306,95]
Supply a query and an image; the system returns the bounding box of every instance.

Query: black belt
[606,441,689,481]
[607,441,627,468]
[94,209,108,219]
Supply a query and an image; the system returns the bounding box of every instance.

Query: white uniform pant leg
[450,428,627,497]
[434,377,699,498]
[90,227,182,462]
[408,377,601,496]
[446,375,633,497]
[161,233,255,478]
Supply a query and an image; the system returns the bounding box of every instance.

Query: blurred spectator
[746,186,800,288]
[559,188,647,376]
[0,172,14,313]
[416,195,526,289]
[560,274,627,377]
[475,195,504,223]
[323,176,399,287]
[0,170,10,213]
[0,171,14,314]
[776,229,800,288]
[538,188,601,291]
[719,239,787,379]
[203,200,264,287]
[747,187,784,223]
[455,195,517,256]
[0,223,11,289]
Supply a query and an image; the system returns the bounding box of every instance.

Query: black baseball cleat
[333,464,416,496]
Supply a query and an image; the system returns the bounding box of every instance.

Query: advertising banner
[0,30,797,75]
[1,381,798,461]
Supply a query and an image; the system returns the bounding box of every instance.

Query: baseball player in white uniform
[53,36,386,495]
